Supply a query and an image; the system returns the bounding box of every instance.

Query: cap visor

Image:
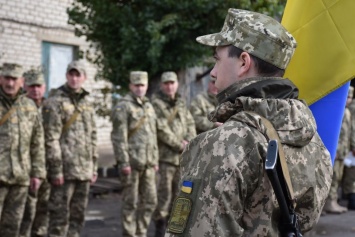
[196,33,230,46]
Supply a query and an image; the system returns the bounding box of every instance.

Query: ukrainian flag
[282,0,355,163]
[181,181,193,194]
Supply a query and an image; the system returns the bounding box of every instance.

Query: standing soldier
[323,86,353,213]
[189,77,221,134]
[111,71,158,237]
[344,86,355,210]
[43,61,98,237]
[20,68,51,237]
[0,63,46,236]
[152,71,196,237]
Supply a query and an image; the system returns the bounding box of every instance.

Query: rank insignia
[181,180,193,194]
[168,197,192,234]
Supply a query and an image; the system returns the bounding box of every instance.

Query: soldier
[323,86,353,214]
[111,71,158,237]
[0,63,46,236]
[43,61,98,237]
[152,71,196,237]
[343,86,355,210]
[189,77,221,134]
[20,69,51,237]
[165,9,332,236]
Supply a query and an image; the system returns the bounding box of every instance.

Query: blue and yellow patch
[181,180,193,194]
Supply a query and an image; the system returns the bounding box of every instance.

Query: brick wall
[0,0,113,152]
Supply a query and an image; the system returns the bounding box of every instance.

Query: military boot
[155,218,167,237]
[348,193,355,210]
[323,199,347,213]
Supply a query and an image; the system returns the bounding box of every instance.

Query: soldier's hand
[180,140,189,152]
[154,165,159,172]
[52,176,64,186]
[30,178,41,192]
[121,166,132,175]
[91,174,98,184]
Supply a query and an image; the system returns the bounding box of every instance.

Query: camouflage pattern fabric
[343,100,355,194]
[165,77,332,237]
[20,180,51,237]
[42,84,97,237]
[23,68,45,86]
[189,92,218,134]
[328,108,351,200]
[151,91,196,166]
[121,168,157,237]
[111,93,158,237]
[111,93,159,169]
[0,185,28,237]
[0,63,24,78]
[0,88,46,186]
[196,8,296,70]
[48,180,90,237]
[151,91,196,220]
[42,84,98,181]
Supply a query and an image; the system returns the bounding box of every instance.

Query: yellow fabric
[181,186,192,194]
[282,0,355,104]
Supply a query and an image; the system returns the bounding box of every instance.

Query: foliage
[68,0,286,90]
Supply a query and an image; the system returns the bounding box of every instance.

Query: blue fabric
[309,82,350,165]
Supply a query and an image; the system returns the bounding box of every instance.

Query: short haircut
[227,45,285,77]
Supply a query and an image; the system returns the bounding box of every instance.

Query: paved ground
[86,150,355,237]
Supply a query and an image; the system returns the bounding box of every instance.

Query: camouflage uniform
[20,69,51,237]
[0,64,46,237]
[152,87,196,224]
[111,71,158,237]
[43,82,98,237]
[343,98,355,204]
[189,92,218,134]
[165,9,332,237]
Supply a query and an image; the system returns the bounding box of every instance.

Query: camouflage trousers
[0,184,28,237]
[121,167,157,237]
[343,166,355,195]
[328,159,344,200]
[154,163,180,220]
[20,179,51,237]
[48,180,90,237]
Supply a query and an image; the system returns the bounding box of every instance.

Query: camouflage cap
[66,60,86,76]
[161,71,178,83]
[196,8,297,69]
[0,63,24,78]
[130,71,148,85]
[23,69,45,86]
[348,86,354,99]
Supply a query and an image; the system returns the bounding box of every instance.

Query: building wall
[0,0,113,152]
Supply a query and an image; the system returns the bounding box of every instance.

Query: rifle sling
[128,116,146,139]
[0,107,16,126]
[167,106,179,125]
[62,110,80,133]
[247,111,296,209]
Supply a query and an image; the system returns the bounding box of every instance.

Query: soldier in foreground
[323,86,353,214]
[20,69,51,237]
[0,63,46,236]
[43,61,98,237]
[165,9,332,237]
[152,71,196,237]
[111,71,158,237]
[189,77,221,134]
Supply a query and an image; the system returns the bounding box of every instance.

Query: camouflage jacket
[336,107,351,160]
[111,93,158,170]
[166,77,332,237]
[189,92,218,134]
[348,100,355,150]
[151,91,196,166]
[42,84,98,181]
[0,88,46,186]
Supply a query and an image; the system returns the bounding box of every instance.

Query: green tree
[68,0,286,90]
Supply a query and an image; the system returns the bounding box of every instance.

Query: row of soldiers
[0,61,97,237]
[111,71,221,237]
[323,86,355,214]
